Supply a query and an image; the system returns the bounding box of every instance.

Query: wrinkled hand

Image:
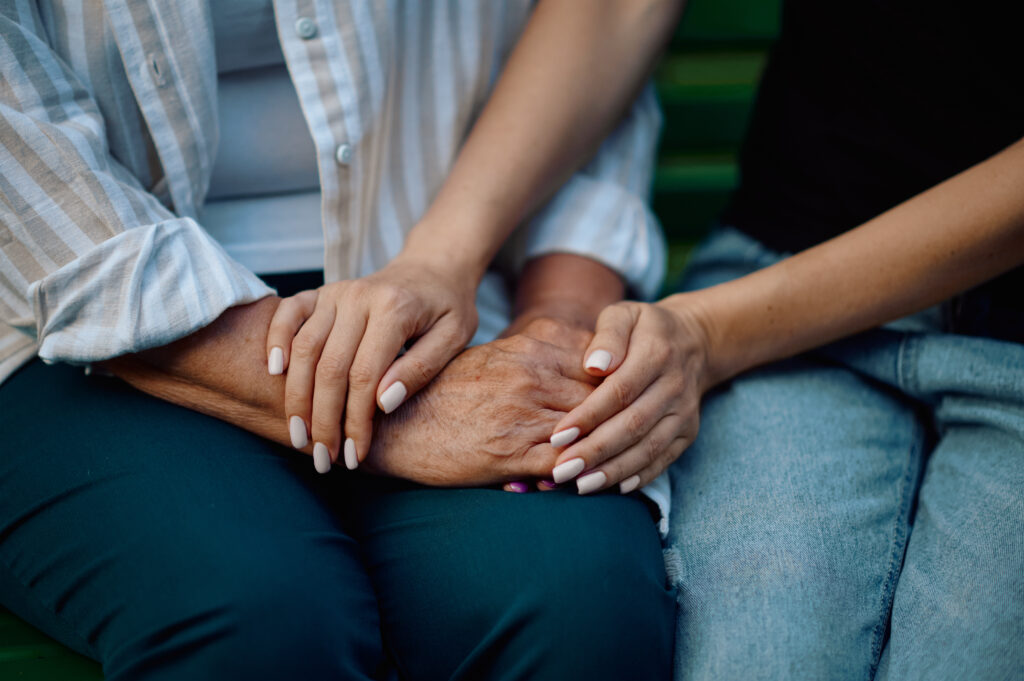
[362,318,598,487]
[265,254,478,473]
[546,300,712,495]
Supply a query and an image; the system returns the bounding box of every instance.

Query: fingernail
[313,442,331,474]
[506,481,529,494]
[552,457,585,484]
[550,427,580,448]
[585,349,612,371]
[268,346,284,375]
[619,474,641,494]
[289,415,308,449]
[576,470,607,495]
[538,479,559,490]
[379,381,407,414]
[344,437,358,470]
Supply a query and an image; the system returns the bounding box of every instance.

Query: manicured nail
[289,415,308,449]
[379,381,407,414]
[506,481,529,494]
[576,470,607,495]
[550,427,580,448]
[268,346,284,375]
[619,474,641,494]
[343,437,358,470]
[313,442,331,474]
[585,350,612,372]
[552,457,586,484]
[538,479,559,490]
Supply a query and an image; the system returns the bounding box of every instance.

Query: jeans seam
[896,332,920,396]
[866,411,924,680]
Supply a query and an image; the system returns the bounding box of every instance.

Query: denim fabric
[669,227,1024,681]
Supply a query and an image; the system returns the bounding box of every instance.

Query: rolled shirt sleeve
[501,83,667,301]
[0,4,271,367]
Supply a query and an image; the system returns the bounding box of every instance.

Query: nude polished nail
[313,442,331,474]
[576,470,607,495]
[619,474,641,494]
[584,350,612,371]
[289,415,308,449]
[379,381,407,414]
[268,346,284,375]
[550,427,580,448]
[344,437,358,470]
[552,457,585,484]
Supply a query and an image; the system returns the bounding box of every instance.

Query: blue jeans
[668,228,1024,680]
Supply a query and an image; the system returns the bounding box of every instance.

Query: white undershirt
[202,0,325,274]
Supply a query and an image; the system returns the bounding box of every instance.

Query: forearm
[506,253,626,334]
[671,137,1024,386]
[402,0,683,281]
[102,297,295,448]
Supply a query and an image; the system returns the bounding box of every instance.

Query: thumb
[375,316,474,414]
[582,303,637,377]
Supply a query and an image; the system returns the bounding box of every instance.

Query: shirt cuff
[31,217,274,364]
[508,176,667,301]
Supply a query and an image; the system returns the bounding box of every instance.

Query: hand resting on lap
[366,317,598,486]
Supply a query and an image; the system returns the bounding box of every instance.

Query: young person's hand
[265,253,478,473]
[544,298,714,495]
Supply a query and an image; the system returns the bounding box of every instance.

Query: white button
[335,143,353,165]
[294,17,317,39]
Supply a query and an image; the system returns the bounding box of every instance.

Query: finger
[308,307,369,471]
[575,416,692,495]
[376,315,473,415]
[342,316,408,468]
[548,355,660,452]
[550,380,671,484]
[283,306,336,452]
[582,303,638,377]
[266,290,318,375]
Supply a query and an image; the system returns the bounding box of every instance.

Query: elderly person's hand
[361,317,598,487]
[265,252,479,474]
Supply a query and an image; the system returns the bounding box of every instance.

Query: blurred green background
[0,0,781,677]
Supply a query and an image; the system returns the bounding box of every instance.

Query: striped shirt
[0,0,665,384]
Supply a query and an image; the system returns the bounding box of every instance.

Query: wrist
[656,291,735,391]
[400,211,501,285]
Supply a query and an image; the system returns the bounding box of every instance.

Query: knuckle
[402,356,433,385]
[315,354,349,383]
[347,362,376,389]
[610,379,635,408]
[290,334,319,360]
[625,410,647,439]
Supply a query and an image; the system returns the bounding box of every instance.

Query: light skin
[104,253,622,486]
[266,0,684,473]
[548,135,1024,494]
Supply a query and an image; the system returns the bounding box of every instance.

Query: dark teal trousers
[0,279,673,680]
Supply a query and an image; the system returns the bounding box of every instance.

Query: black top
[722,0,1024,340]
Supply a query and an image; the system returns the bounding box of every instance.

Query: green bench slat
[672,0,781,48]
[0,608,102,680]
[655,51,767,152]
